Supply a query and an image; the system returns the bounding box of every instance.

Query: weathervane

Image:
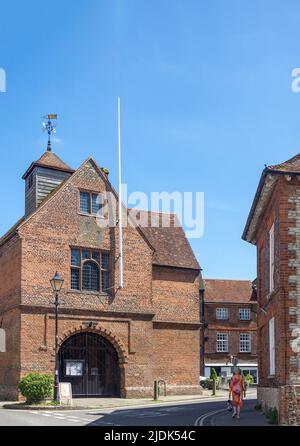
[42,114,58,152]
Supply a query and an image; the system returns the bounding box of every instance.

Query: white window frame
[216,308,229,320]
[269,223,275,294]
[0,329,6,353]
[240,333,251,353]
[216,333,228,352]
[269,317,276,376]
[239,308,251,321]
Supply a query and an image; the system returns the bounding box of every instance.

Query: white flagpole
[118,97,124,289]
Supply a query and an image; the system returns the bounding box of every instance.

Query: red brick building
[202,279,258,382]
[0,148,201,400]
[243,153,300,425]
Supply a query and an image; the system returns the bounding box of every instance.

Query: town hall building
[0,146,201,400]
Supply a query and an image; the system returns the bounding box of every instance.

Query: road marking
[195,409,227,426]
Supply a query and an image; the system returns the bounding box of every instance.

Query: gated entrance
[59,332,120,397]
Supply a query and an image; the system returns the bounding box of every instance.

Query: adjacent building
[202,279,258,382]
[0,148,202,400]
[243,153,300,425]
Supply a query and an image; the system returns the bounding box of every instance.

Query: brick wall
[254,175,300,423]
[0,158,201,399]
[204,302,257,364]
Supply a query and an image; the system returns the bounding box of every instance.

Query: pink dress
[230,375,244,408]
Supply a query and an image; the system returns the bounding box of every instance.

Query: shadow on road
[86,399,258,427]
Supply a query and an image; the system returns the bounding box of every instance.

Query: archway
[59,332,121,397]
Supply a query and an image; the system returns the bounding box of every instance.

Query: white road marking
[195,409,227,426]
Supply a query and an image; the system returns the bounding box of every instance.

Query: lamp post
[50,272,64,402]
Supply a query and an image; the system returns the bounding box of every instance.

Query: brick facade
[203,279,258,381]
[0,152,201,400]
[243,154,300,425]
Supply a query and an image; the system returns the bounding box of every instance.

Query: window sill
[78,212,106,219]
[67,289,110,297]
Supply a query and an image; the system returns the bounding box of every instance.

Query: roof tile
[204,279,253,303]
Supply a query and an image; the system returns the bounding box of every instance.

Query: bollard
[154,380,159,401]
[212,378,216,396]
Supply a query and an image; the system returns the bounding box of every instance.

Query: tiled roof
[22,151,74,179]
[267,153,300,173]
[204,279,253,303]
[0,216,25,246]
[36,151,74,171]
[138,211,200,270]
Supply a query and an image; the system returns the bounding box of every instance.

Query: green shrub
[244,373,254,386]
[266,407,278,425]
[210,368,218,380]
[204,378,220,390]
[19,373,53,404]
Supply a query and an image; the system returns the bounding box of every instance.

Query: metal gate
[59,332,120,397]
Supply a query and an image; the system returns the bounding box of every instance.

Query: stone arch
[59,325,128,365]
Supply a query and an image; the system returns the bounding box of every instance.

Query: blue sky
[1,0,300,280]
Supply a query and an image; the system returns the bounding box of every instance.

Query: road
[0,397,263,426]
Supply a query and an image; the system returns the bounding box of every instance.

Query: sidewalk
[211,403,270,426]
[1,389,257,410]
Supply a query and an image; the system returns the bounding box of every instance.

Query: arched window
[70,249,110,293]
[82,261,100,292]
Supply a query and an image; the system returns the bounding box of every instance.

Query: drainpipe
[199,276,206,377]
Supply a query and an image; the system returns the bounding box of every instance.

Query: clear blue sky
[1,0,300,280]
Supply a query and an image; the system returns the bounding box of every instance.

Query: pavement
[195,399,269,426]
[0,389,257,410]
[0,391,269,426]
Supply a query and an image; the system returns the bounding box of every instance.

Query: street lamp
[50,272,64,402]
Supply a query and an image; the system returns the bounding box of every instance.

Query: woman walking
[229,368,244,419]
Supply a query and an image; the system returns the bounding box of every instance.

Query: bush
[210,368,218,380]
[244,373,254,387]
[19,373,53,404]
[204,378,220,390]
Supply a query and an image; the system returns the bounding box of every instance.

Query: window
[239,308,251,321]
[216,308,228,320]
[70,248,110,293]
[269,223,275,293]
[80,191,103,215]
[240,333,251,352]
[216,333,228,352]
[83,261,100,291]
[269,317,276,375]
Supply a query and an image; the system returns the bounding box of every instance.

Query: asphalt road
[0,397,260,427]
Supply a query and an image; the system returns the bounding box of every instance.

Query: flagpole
[118,97,124,289]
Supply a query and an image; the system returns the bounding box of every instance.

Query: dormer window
[80,191,103,215]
